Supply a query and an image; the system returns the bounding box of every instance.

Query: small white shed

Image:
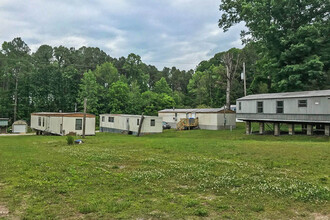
[100,114,163,135]
[30,112,95,136]
[12,120,28,133]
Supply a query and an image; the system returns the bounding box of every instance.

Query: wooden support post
[259,122,265,135]
[82,98,87,138]
[274,123,280,136]
[137,114,145,137]
[325,125,330,136]
[307,124,313,136]
[288,124,295,135]
[245,121,251,135]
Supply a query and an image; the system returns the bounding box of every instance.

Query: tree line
[1,0,329,124]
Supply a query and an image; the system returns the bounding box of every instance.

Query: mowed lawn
[0,123,329,219]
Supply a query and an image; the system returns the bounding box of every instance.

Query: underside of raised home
[236,90,330,136]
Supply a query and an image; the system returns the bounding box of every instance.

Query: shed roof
[158,107,235,114]
[31,112,95,118]
[237,89,330,101]
[13,120,28,125]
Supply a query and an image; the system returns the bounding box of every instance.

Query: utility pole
[243,62,247,96]
[13,76,18,122]
[82,98,87,138]
[137,113,145,137]
[223,104,226,129]
[13,62,20,122]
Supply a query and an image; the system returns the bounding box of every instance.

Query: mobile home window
[276,101,284,113]
[38,117,41,126]
[75,119,82,130]
[150,119,155,126]
[239,102,242,110]
[42,117,45,127]
[298,100,307,107]
[108,117,114,123]
[257,101,263,113]
[102,116,105,122]
[137,119,140,125]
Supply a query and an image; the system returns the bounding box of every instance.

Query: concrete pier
[288,124,295,135]
[259,122,265,134]
[302,124,307,134]
[307,124,313,136]
[274,123,280,136]
[246,121,251,135]
[325,125,330,136]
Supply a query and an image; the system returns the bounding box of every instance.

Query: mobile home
[100,114,162,135]
[31,112,95,136]
[236,90,330,136]
[158,108,236,130]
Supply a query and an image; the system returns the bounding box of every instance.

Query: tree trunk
[14,76,18,122]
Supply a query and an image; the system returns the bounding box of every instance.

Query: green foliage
[194,208,208,217]
[153,77,172,95]
[77,70,99,114]
[66,136,74,145]
[141,91,175,115]
[108,81,130,113]
[219,0,330,91]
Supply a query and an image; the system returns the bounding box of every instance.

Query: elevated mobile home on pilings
[236,90,330,136]
[100,114,163,135]
[31,112,96,136]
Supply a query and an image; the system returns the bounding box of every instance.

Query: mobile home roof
[158,107,235,113]
[31,112,95,118]
[237,90,330,101]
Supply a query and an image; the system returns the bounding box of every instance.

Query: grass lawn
[0,123,329,219]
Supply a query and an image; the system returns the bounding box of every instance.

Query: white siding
[100,114,162,134]
[159,112,236,130]
[30,115,95,135]
[237,96,330,115]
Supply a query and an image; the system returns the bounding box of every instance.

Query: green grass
[0,123,329,219]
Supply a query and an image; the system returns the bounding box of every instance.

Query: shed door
[14,125,25,133]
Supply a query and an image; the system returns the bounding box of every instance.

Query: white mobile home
[31,112,95,136]
[236,90,330,136]
[100,114,163,135]
[158,108,236,130]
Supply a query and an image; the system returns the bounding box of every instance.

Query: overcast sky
[0,0,245,70]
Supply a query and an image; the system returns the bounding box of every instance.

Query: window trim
[239,102,242,111]
[102,116,105,122]
[38,117,41,126]
[108,117,114,123]
[298,99,307,107]
[75,119,82,130]
[150,119,155,126]
[137,119,140,126]
[276,100,284,114]
[257,101,263,113]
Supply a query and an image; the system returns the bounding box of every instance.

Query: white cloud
[0,0,246,70]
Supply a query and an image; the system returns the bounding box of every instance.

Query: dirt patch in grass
[311,213,329,220]
[0,204,9,217]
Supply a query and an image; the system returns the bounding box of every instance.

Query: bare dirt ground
[0,204,9,217]
[0,133,35,137]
